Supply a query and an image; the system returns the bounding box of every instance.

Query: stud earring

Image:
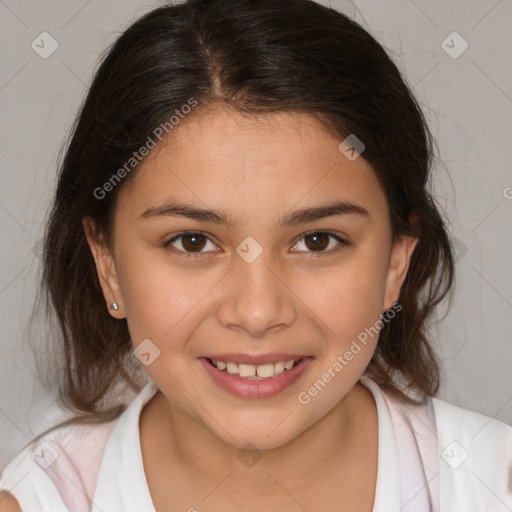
[110,302,119,311]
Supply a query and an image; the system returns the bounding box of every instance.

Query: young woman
[1,0,511,510]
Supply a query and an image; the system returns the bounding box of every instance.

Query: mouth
[198,355,313,398]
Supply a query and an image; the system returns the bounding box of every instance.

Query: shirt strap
[380,388,440,511]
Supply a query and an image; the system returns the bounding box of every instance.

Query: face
[85,108,417,450]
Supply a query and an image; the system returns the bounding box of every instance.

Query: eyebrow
[138,200,369,228]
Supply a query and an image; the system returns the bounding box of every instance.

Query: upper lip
[201,353,311,365]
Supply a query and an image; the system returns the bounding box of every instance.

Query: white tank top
[2,376,511,511]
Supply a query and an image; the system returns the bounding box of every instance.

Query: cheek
[300,252,389,338]
[117,249,224,350]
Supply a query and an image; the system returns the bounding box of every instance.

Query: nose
[216,248,297,338]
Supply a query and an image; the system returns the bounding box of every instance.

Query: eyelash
[163,230,349,259]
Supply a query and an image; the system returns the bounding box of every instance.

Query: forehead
[116,108,387,223]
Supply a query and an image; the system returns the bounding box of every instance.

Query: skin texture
[84,107,418,510]
[0,491,21,512]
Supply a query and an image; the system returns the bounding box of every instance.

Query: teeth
[274,361,285,374]
[226,362,238,374]
[239,363,256,377]
[210,358,299,379]
[257,363,274,378]
[284,360,295,370]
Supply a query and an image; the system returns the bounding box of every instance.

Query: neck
[150,382,377,499]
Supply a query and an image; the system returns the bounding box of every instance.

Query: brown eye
[181,233,207,252]
[165,232,217,257]
[304,232,330,251]
[292,231,348,255]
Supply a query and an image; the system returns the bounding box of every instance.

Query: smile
[199,356,313,398]
[209,358,300,379]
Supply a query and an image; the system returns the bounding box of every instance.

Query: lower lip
[199,357,313,398]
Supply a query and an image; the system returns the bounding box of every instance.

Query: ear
[82,216,125,318]
[382,232,419,312]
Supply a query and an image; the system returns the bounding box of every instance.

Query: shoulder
[432,395,512,453]
[0,434,60,511]
[0,418,117,512]
[368,378,512,509]
[432,397,512,510]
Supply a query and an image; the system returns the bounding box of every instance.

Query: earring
[110,302,119,311]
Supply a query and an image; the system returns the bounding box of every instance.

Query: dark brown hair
[33,0,454,426]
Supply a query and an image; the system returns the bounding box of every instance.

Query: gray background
[1,0,511,471]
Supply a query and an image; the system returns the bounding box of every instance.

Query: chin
[210,416,303,452]
[226,432,295,452]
